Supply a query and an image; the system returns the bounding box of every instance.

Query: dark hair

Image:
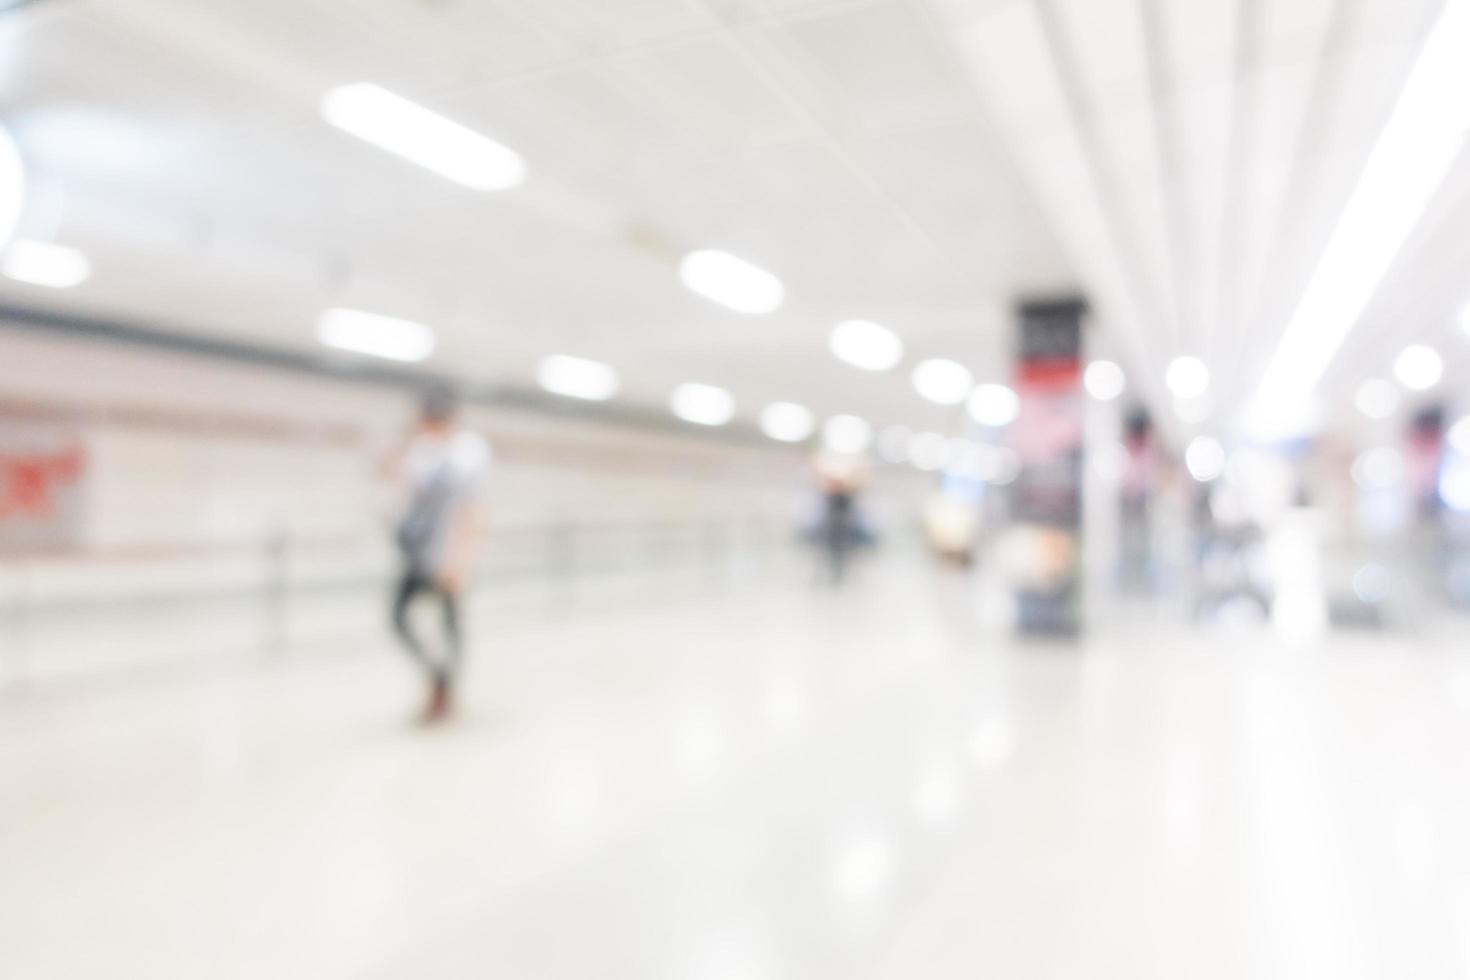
[420,384,459,423]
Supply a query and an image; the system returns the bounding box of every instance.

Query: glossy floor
[4,563,1470,978]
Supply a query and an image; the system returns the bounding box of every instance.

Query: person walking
[388,385,492,723]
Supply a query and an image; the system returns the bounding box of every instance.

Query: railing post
[2,563,32,695]
[548,522,576,610]
[266,528,289,655]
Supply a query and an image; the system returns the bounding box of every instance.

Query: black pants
[391,569,462,685]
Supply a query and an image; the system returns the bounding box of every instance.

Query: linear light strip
[1254,0,1470,408]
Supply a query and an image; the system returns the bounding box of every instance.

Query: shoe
[421,675,452,724]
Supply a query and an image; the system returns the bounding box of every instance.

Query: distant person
[923,490,979,569]
[387,386,492,723]
[811,450,871,586]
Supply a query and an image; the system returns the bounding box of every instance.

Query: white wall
[0,323,930,687]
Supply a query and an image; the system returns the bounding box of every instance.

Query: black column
[1010,298,1086,636]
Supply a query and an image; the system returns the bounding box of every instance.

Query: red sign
[0,443,85,519]
[0,423,88,551]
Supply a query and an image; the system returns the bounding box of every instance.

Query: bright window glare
[1440,458,1470,511]
[823,414,873,454]
[760,401,815,443]
[1254,1,1470,406]
[670,382,735,426]
[1084,360,1125,401]
[321,83,526,191]
[1394,344,1443,391]
[967,383,1020,427]
[1449,416,1470,456]
[1239,393,1320,441]
[678,250,784,315]
[912,359,973,405]
[1166,356,1210,399]
[829,320,904,372]
[1185,436,1226,482]
[0,123,22,248]
[1355,378,1400,420]
[1,240,91,288]
[316,307,435,362]
[536,355,618,401]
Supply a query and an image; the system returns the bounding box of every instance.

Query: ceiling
[0,0,1466,444]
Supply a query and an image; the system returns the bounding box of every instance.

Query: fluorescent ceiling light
[1,240,91,288]
[912,359,973,405]
[822,414,873,454]
[1184,436,1226,482]
[678,250,784,315]
[1354,378,1400,420]
[967,383,1020,427]
[0,123,22,248]
[1084,360,1125,401]
[760,401,815,442]
[316,307,435,362]
[537,355,618,401]
[321,83,526,191]
[1166,356,1210,399]
[830,320,903,372]
[1394,344,1442,390]
[670,382,735,426]
[1254,0,1470,406]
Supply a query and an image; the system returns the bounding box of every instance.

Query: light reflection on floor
[2,560,1469,978]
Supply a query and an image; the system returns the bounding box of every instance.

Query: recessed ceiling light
[1354,378,1400,420]
[537,355,619,401]
[822,414,873,454]
[908,431,951,471]
[829,320,904,372]
[967,383,1020,427]
[760,402,815,443]
[1,240,91,288]
[982,446,1021,485]
[877,425,912,463]
[1173,395,1214,425]
[1394,344,1442,391]
[0,122,22,248]
[316,307,435,362]
[1254,1,1470,406]
[678,250,784,315]
[912,359,973,405]
[670,382,735,426]
[1185,436,1226,482]
[1084,360,1125,401]
[1352,447,1403,490]
[1166,356,1210,400]
[321,83,526,190]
